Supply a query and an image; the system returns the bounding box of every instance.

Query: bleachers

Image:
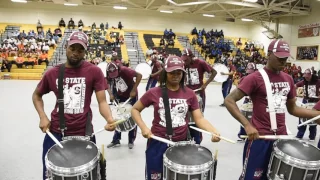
[0,65,45,80]
[141,33,182,56]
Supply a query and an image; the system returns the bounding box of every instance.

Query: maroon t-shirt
[140,87,199,141]
[151,61,162,80]
[313,101,320,110]
[185,59,213,90]
[296,79,320,100]
[238,68,296,135]
[112,66,137,98]
[227,64,236,79]
[37,61,108,136]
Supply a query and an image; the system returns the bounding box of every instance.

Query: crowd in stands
[297,46,318,60]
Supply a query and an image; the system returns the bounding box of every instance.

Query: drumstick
[137,131,176,146]
[240,135,295,140]
[193,88,202,92]
[91,119,127,137]
[121,98,131,107]
[113,101,118,107]
[101,144,105,160]
[46,129,64,148]
[189,126,236,144]
[297,114,320,127]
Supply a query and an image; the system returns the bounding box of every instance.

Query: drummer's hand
[130,90,137,98]
[141,128,152,139]
[244,123,259,140]
[104,121,116,131]
[200,84,207,91]
[220,72,226,75]
[39,116,51,133]
[211,130,221,142]
[110,94,115,102]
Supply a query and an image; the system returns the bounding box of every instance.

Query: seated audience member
[119,35,124,44]
[3,41,12,52]
[48,38,56,48]
[38,51,49,66]
[42,43,50,53]
[100,23,104,30]
[1,59,12,72]
[105,22,109,30]
[191,27,198,35]
[167,37,174,47]
[68,18,75,29]
[118,21,123,30]
[159,36,165,47]
[92,22,97,29]
[15,54,25,68]
[24,55,35,68]
[78,19,84,27]
[59,18,66,27]
[236,38,242,46]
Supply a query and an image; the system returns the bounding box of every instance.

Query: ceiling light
[167,0,211,6]
[160,10,173,13]
[241,18,254,22]
[64,3,78,6]
[113,6,127,10]
[243,0,258,2]
[203,14,215,17]
[11,0,27,3]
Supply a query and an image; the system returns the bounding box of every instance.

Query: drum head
[135,63,152,80]
[276,140,320,161]
[166,144,212,165]
[112,103,132,120]
[97,61,108,77]
[212,63,229,82]
[47,139,98,168]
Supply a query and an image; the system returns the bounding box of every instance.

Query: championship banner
[298,23,320,38]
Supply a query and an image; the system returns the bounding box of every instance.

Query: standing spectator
[1,59,12,72]
[118,22,123,30]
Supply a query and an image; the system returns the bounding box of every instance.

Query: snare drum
[300,103,317,126]
[240,103,253,120]
[45,138,101,180]
[112,103,137,132]
[163,141,214,180]
[189,94,203,124]
[268,139,320,180]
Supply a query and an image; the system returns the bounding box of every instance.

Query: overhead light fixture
[113,6,127,10]
[203,14,215,17]
[167,0,211,6]
[64,3,78,6]
[160,10,173,13]
[241,18,254,22]
[243,0,258,2]
[11,0,27,3]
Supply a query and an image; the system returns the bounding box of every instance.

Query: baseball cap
[107,63,119,78]
[68,31,88,50]
[268,39,290,58]
[182,48,194,57]
[303,69,312,78]
[164,56,186,73]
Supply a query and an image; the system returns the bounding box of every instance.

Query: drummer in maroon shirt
[181,48,217,144]
[131,55,220,180]
[224,39,320,180]
[312,101,320,149]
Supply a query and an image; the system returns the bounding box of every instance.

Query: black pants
[38,59,49,66]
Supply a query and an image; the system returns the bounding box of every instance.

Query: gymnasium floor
[0,80,318,180]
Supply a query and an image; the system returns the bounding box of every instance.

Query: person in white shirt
[42,43,50,52]
[3,41,12,51]
[29,37,36,44]
[48,38,56,47]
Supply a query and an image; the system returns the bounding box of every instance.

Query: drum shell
[45,138,100,178]
[116,117,137,132]
[112,103,137,132]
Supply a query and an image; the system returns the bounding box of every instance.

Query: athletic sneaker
[107,141,120,148]
[219,103,225,107]
[128,143,134,149]
[309,139,315,142]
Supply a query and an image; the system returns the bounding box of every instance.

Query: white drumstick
[121,98,131,107]
[113,101,118,107]
[240,135,295,140]
[46,129,64,148]
[137,131,176,146]
[298,114,320,127]
[189,126,236,144]
[193,88,202,92]
[91,119,127,137]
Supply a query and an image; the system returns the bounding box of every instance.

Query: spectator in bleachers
[24,54,35,68]
[59,18,66,27]
[2,41,12,52]
[48,37,56,48]
[159,36,165,47]
[295,72,304,83]
[54,27,62,37]
[92,22,97,29]
[105,22,109,30]
[191,27,198,35]
[15,54,24,68]
[68,18,75,29]
[167,37,174,48]
[100,23,104,30]
[29,36,36,44]
[38,51,49,66]
[42,43,50,53]
[191,36,196,45]
[78,19,84,27]
[1,59,12,72]
[119,35,124,44]
[118,21,123,30]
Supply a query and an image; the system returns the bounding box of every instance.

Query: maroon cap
[303,68,312,78]
[107,63,119,78]
[182,48,194,57]
[268,39,290,58]
[164,56,186,72]
[68,31,88,50]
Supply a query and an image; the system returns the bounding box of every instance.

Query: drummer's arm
[204,69,216,86]
[192,109,219,135]
[222,70,234,76]
[133,72,142,89]
[287,98,320,123]
[95,90,115,124]
[131,101,149,132]
[151,68,162,77]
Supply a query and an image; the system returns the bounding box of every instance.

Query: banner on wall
[296,45,318,60]
[298,23,320,38]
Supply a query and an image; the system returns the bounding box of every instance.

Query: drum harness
[58,63,93,140]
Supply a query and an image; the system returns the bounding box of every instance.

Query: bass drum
[212,63,229,82]
[135,62,152,80]
[97,61,109,78]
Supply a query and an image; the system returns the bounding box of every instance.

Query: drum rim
[113,104,137,132]
[163,141,214,174]
[45,138,100,176]
[273,139,320,169]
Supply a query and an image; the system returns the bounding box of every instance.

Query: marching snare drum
[163,141,214,180]
[45,138,101,180]
[135,62,152,80]
[300,103,317,126]
[189,94,203,124]
[240,103,253,120]
[112,103,137,132]
[212,63,229,83]
[268,139,320,180]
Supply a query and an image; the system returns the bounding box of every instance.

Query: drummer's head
[303,69,312,81]
[181,48,194,66]
[66,32,88,67]
[160,56,186,87]
[267,39,291,72]
[107,62,119,79]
